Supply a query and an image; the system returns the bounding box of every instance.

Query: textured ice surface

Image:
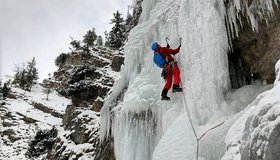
[100,0,279,160]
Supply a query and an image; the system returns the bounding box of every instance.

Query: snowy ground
[0,84,71,159]
[12,84,70,114]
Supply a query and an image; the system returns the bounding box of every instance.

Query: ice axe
[166,37,182,48]
[179,37,182,45]
[165,37,170,48]
[179,37,182,48]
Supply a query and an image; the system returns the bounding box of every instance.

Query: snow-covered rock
[0,85,69,159]
[223,61,280,160]
[45,46,123,160]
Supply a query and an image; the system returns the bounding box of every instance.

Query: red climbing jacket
[156,45,180,62]
[156,45,181,90]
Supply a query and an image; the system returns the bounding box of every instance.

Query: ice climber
[151,39,183,101]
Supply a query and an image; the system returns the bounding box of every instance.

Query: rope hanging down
[181,90,225,160]
[164,37,225,159]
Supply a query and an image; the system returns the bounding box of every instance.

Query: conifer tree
[131,0,143,27]
[69,37,82,51]
[12,58,39,91]
[26,57,39,91]
[104,31,110,47]
[2,81,11,98]
[43,73,52,101]
[96,35,103,46]
[123,0,143,41]
[108,11,126,49]
[83,28,97,49]
[124,13,133,38]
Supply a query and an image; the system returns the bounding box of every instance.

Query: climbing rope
[163,37,225,159]
[181,90,225,160]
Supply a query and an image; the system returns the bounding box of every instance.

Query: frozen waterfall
[100,0,278,160]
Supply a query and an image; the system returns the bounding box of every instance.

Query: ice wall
[100,0,280,160]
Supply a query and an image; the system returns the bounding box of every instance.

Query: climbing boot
[161,89,170,101]
[172,84,183,92]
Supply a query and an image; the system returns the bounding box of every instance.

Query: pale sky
[0,0,131,82]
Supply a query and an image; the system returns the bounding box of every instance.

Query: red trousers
[164,63,181,90]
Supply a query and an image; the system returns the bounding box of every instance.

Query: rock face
[222,84,280,160]
[45,46,123,160]
[44,46,123,111]
[229,8,280,88]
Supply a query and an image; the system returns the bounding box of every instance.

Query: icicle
[225,0,279,36]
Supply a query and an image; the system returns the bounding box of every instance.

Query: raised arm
[160,47,180,55]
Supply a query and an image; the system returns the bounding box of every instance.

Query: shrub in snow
[26,127,58,158]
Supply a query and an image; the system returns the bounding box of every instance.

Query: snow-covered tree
[26,57,39,91]
[108,11,126,49]
[124,0,143,40]
[83,28,97,49]
[12,58,38,91]
[55,53,69,67]
[125,13,134,34]
[43,73,52,101]
[96,35,103,46]
[69,37,82,51]
[104,31,110,47]
[131,0,143,27]
[13,65,27,89]
[2,81,11,99]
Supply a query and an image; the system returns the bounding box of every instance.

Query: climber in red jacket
[151,40,183,100]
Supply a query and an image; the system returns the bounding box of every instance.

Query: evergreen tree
[12,58,39,91]
[125,13,134,34]
[83,28,97,49]
[108,11,126,49]
[55,53,69,67]
[124,0,143,39]
[26,57,39,91]
[12,64,23,87]
[43,73,52,101]
[2,81,11,98]
[69,37,82,51]
[104,31,110,47]
[96,35,103,46]
[131,0,143,27]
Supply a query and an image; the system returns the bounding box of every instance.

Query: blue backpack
[151,42,167,68]
[153,52,167,68]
